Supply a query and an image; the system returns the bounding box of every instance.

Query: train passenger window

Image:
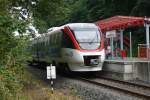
[53,35,56,45]
[47,37,49,45]
[45,37,47,45]
[62,33,75,49]
[57,32,62,46]
[51,35,54,45]
[55,34,57,44]
[56,34,59,45]
[53,34,56,45]
[49,36,52,45]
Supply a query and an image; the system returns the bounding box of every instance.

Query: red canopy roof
[95,16,145,32]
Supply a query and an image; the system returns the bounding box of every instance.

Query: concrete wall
[103,62,134,80]
[135,62,150,82]
[103,62,133,73]
[103,61,150,82]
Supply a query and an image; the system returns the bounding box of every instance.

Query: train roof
[32,23,99,44]
[47,23,98,33]
[66,23,98,29]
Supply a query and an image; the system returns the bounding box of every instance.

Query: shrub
[0,15,31,99]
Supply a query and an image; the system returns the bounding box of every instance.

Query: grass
[0,64,80,100]
[22,70,80,100]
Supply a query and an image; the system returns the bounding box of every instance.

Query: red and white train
[31,23,105,72]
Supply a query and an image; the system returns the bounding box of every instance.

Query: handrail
[138,44,150,47]
[138,44,150,58]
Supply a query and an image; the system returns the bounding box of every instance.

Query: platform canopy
[96,16,145,32]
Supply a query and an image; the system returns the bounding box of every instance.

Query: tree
[130,0,150,17]
[32,0,71,33]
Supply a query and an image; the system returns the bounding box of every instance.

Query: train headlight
[98,56,101,62]
[90,59,99,65]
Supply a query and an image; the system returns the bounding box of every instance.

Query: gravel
[27,66,146,100]
[53,76,145,100]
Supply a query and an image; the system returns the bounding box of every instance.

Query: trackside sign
[106,30,116,38]
[47,65,56,79]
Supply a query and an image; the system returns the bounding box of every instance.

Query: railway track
[29,64,150,99]
[96,76,150,90]
[72,75,150,99]
[28,65,150,99]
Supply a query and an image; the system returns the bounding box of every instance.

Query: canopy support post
[145,23,150,82]
[145,24,150,59]
[130,32,132,58]
[111,37,114,59]
[120,29,124,50]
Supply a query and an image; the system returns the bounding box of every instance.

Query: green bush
[0,15,31,100]
[0,67,21,100]
[0,38,31,100]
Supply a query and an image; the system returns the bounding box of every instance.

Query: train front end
[62,23,105,72]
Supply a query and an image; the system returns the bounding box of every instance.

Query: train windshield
[73,28,101,50]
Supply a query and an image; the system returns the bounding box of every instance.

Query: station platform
[101,57,150,82]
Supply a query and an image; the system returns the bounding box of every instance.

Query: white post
[111,37,114,59]
[145,23,150,81]
[146,24,150,58]
[47,64,56,93]
[120,29,124,50]
[130,32,132,58]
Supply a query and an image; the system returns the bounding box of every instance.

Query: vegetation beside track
[0,15,80,100]
[0,14,30,99]
[22,72,80,100]
[0,1,79,99]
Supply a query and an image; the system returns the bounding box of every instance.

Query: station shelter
[95,16,150,59]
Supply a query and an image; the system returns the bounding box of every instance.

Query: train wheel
[52,60,56,66]
[57,63,70,74]
[28,61,33,66]
[31,60,39,67]
[63,63,71,74]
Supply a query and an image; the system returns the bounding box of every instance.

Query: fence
[138,44,150,59]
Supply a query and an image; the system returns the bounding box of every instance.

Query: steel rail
[96,76,150,90]
[75,76,150,99]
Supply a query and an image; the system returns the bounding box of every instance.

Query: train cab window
[62,33,75,49]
